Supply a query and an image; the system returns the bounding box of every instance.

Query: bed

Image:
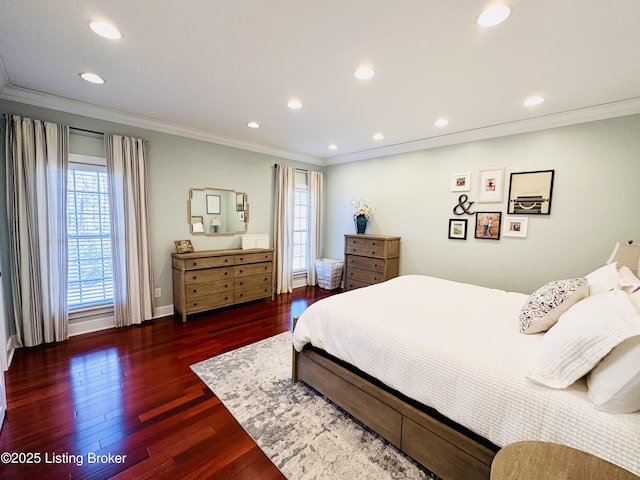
[292,266,640,479]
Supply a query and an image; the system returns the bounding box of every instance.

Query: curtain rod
[70,127,105,136]
[273,163,309,173]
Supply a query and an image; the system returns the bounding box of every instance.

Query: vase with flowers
[352,198,373,234]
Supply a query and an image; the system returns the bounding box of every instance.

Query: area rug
[190,331,437,480]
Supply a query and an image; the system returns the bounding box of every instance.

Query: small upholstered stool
[490,441,639,480]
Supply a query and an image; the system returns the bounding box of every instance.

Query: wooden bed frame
[292,345,499,480]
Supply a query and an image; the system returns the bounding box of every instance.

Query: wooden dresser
[344,234,400,291]
[171,248,274,322]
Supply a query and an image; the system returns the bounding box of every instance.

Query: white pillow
[586,335,640,413]
[519,278,589,334]
[527,290,640,389]
[617,266,640,294]
[585,263,620,295]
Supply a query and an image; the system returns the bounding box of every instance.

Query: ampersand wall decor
[453,194,475,215]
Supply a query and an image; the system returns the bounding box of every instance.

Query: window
[292,185,309,272]
[67,156,113,309]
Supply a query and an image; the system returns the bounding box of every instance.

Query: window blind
[67,163,113,308]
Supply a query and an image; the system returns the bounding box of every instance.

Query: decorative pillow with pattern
[519,278,589,334]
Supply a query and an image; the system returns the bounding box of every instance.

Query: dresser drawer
[345,254,385,273]
[234,251,274,265]
[185,279,232,301]
[345,237,386,257]
[174,255,234,270]
[344,278,371,291]
[186,291,234,312]
[185,266,233,285]
[234,262,273,277]
[234,273,272,290]
[346,267,386,285]
[235,283,273,303]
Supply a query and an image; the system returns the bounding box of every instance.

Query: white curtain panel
[105,134,154,327]
[5,115,68,346]
[274,164,295,294]
[307,170,323,286]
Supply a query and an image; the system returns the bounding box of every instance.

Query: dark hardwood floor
[0,286,338,480]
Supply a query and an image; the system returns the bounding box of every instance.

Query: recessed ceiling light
[89,20,122,40]
[434,118,449,127]
[476,4,512,27]
[80,72,105,84]
[524,95,545,106]
[247,121,260,129]
[354,66,375,80]
[287,98,303,110]
[328,144,338,151]
[372,133,384,140]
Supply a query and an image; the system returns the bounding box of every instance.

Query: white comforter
[293,275,640,475]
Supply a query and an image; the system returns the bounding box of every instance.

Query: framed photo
[478,168,505,203]
[451,172,471,192]
[508,170,555,215]
[174,239,194,253]
[475,212,502,240]
[448,218,468,240]
[206,194,221,214]
[502,216,529,238]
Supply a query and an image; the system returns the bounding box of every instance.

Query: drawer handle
[371,251,375,255]
[239,269,243,273]
[239,281,244,285]
[193,289,197,293]
[224,259,229,263]
[224,284,228,288]
[225,296,229,300]
[192,276,197,280]
[193,302,198,306]
[239,293,244,297]
[239,257,244,261]
[192,261,198,266]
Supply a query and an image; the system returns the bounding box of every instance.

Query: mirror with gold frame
[188,187,248,236]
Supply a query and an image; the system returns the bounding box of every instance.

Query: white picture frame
[451,172,471,192]
[502,216,529,238]
[478,167,505,203]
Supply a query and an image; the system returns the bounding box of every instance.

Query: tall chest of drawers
[171,248,274,322]
[344,234,400,291]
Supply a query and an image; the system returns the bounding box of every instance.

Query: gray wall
[323,114,640,294]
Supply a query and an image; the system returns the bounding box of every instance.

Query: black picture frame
[507,170,555,215]
[448,218,468,240]
[475,212,502,240]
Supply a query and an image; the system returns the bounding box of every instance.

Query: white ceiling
[1,1,640,165]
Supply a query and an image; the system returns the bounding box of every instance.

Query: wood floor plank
[0,286,337,479]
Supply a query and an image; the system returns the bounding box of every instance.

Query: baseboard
[69,314,115,337]
[154,304,174,318]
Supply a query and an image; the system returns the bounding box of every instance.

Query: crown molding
[0,83,325,166]
[3,80,639,168]
[324,97,640,165]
